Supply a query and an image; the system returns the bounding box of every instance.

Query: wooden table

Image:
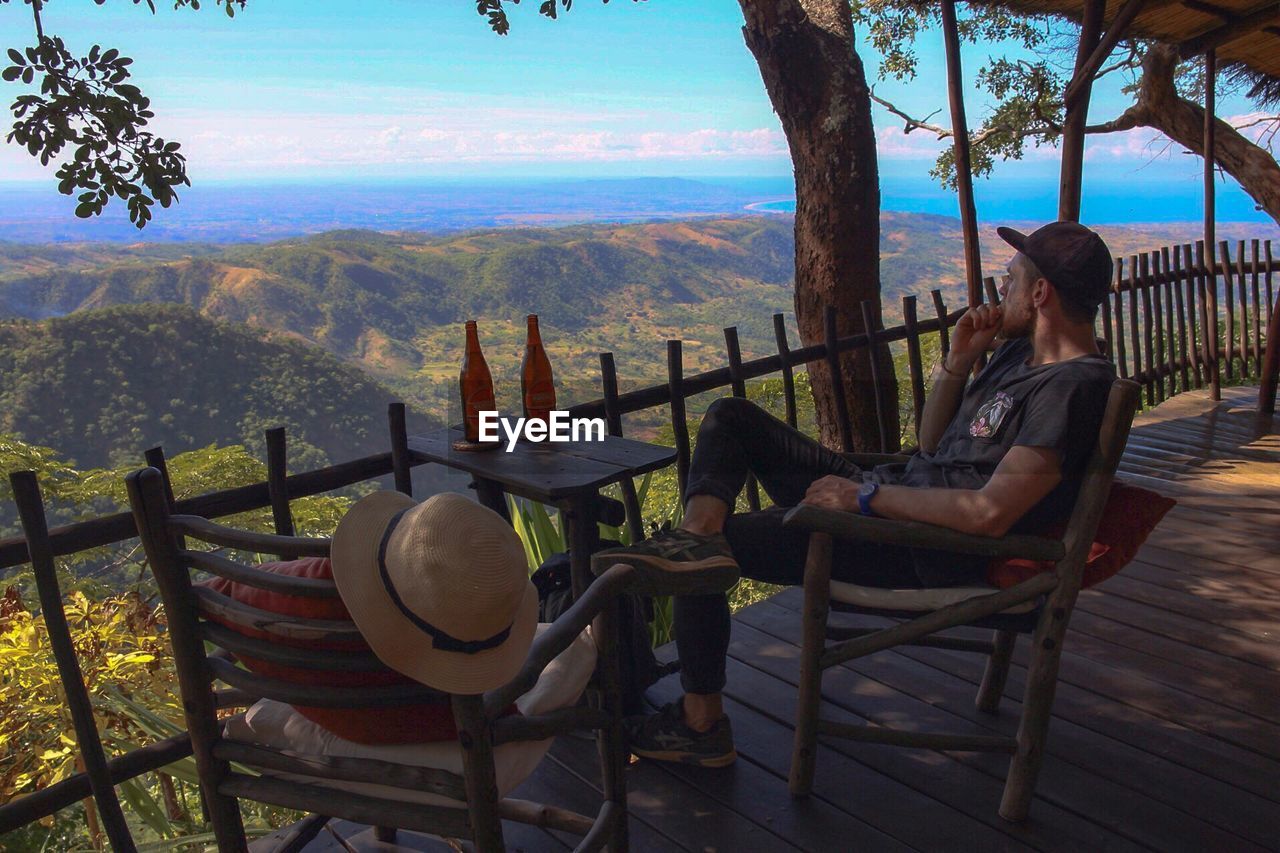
[406,427,675,596]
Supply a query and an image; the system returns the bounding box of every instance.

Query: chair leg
[789,533,832,798]
[594,598,630,852]
[1000,618,1067,821]
[976,629,1017,714]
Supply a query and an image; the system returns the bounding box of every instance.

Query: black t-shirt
[872,336,1116,536]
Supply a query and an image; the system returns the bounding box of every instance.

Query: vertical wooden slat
[265,427,294,538]
[1128,256,1142,387]
[1251,239,1262,375]
[931,289,952,357]
[1183,243,1203,388]
[1112,259,1129,380]
[667,340,691,500]
[1237,239,1250,377]
[388,402,413,497]
[824,307,855,452]
[1140,253,1156,405]
[773,313,799,429]
[1171,245,1190,391]
[1100,289,1115,361]
[11,472,139,853]
[902,296,927,441]
[724,326,761,511]
[1260,287,1280,415]
[1265,240,1274,328]
[1197,240,1221,399]
[1151,251,1166,400]
[1164,247,1177,392]
[1219,239,1236,380]
[859,301,890,453]
[599,352,644,543]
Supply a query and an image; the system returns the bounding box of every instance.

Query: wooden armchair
[782,378,1140,822]
[126,466,633,852]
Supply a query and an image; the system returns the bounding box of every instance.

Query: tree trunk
[738,0,900,451]
[1124,45,1280,225]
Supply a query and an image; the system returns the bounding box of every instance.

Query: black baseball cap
[997,221,1113,309]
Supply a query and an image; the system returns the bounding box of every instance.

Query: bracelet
[939,357,968,379]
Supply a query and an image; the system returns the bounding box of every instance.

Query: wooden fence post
[265,426,294,538]
[667,340,691,500]
[724,326,761,511]
[388,402,413,497]
[773,313,799,429]
[11,472,139,853]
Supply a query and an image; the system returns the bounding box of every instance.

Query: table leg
[471,477,511,524]
[564,496,601,600]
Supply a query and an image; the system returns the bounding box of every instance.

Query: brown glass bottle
[521,314,556,425]
[459,321,496,442]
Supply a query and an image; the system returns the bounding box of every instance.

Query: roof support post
[1203,48,1222,400]
[1058,0,1107,222]
[1063,0,1150,109]
[941,0,983,308]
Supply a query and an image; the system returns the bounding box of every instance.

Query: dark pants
[675,397,977,696]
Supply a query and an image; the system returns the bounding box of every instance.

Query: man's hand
[947,304,1003,373]
[801,476,859,512]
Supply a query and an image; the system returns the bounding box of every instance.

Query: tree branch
[31,0,44,42]
[870,89,948,137]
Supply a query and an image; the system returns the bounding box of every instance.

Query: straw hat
[330,490,538,695]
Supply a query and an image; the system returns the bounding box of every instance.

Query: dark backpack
[531,543,678,715]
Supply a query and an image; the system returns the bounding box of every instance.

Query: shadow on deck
[292,387,1280,852]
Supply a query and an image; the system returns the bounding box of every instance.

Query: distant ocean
[0,174,1272,243]
[742,174,1273,225]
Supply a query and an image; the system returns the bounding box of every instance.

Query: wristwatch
[857,481,880,517]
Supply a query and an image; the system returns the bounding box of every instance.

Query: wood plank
[548,736,799,851]
[753,595,1280,812]
[721,612,1253,851]
[643,675,1010,852]
[739,600,1280,848]
[703,655,1115,851]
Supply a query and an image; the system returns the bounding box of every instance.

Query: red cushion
[200,557,516,745]
[985,482,1176,590]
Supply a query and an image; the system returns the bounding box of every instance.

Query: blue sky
[0,1,1274,215]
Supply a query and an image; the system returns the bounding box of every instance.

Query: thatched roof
[978,0,1279,102]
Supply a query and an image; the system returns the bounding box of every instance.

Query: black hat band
[376,508,513,655]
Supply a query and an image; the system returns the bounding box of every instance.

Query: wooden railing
[1,236,1275,842]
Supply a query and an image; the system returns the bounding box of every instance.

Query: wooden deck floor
[296,387,1280,852]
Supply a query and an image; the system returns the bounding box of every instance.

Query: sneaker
[626,700,737,768]
[591,528,740,596]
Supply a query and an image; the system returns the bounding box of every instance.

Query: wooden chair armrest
[170,515,331,558]
[782,505,1065,563]
[840,451,915,467]
[483,563,636,718]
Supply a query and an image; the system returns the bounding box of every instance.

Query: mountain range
[0,212,1271,468]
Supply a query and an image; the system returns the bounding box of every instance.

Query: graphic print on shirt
[969,390,1015,438]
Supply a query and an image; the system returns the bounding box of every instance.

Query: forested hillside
[0,303,433,470]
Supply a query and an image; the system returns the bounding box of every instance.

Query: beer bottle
[460,321,496,443]
[521,314,556,425]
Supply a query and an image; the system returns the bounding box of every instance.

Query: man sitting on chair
[595,221,1118,768]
